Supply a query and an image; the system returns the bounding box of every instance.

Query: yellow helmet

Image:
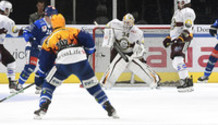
[122,13,135,32]
[51,14,65,29]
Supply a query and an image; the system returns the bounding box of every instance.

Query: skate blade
[34,114,43,120]
[197,80,208,83]
[112,115,120,119]
[178,87,194,93]
[10,89,16,93]
[111,112,120,119]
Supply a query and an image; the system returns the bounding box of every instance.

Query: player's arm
[177,10,196,43]
[23,24,38,43]
[209,20,218,37]
[7,20,23,36]
[77,30,96,55]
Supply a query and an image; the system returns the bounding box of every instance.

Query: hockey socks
[86,84,109,104]
[39,83,56,106]
[18,65,36,84]
[204,55,217,77]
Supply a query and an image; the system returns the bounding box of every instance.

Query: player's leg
[172,56,193,92]
[34,61,118,119]
[198,44,218,82]
[127,58,160,89]
[34,64,66,119]
[76,60,119,118]
[171,43,193,92]
[100,54,128,88]
[16,45,39,90]
[0,45,16,93]
[34,49,56,94]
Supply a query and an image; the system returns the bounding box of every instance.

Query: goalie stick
[0,83,34,103]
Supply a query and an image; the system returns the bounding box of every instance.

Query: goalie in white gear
[162,0,195,92]
[0,0,23,93]
[100,13,160,89]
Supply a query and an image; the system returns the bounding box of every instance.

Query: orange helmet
[51,13,65,29]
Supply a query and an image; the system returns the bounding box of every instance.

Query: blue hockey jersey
[23,18,52,46]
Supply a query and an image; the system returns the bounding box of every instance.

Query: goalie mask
[0,0,12,16]
[122,13,135,32]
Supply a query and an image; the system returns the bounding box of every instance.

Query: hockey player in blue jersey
[33,14,119,119]
[198,20,218,82]
[14,6,58,92]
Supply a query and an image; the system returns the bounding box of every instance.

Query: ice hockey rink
[0,83,218,125]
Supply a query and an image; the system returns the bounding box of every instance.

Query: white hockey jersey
[106,19,144,54]
[170,7,196,40]
[0,14,17,44]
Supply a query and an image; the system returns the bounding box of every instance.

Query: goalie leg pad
[172,56,189,79]
[100,54,128,88]
[127,58,158,88]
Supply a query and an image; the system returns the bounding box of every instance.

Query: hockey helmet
[45,5,58,17]
[122,13,135,32]
[0,0,12,16]
[51,13,65,29]
[177,0,191,7]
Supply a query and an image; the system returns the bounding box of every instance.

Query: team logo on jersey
[42,26,47,32]
[185,19,192,28]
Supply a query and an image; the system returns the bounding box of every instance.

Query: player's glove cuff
[163,35,172,48]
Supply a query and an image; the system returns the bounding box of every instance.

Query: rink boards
[0,25,217,83]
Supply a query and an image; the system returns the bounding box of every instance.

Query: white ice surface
[0,83,218,125]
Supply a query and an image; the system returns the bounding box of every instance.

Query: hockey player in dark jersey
[33,14,119,119]
[198,20,218,82]
[14,6,58,93]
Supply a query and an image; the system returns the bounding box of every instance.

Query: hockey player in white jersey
[163,0,196,92]
[0,1,23,93]
[100,13,160,88]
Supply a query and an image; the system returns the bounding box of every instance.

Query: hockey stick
[0,83,34,103]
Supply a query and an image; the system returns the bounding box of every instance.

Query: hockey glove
[132,43,145,58]
[209,26,217,37]
[163,35,172,48]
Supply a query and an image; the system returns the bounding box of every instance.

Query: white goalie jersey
[103,19,145,55]
[170,7,196,41]
[0,14,18,44]
[101,18,160,89]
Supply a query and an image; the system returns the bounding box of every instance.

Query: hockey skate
[177,77,194,92]
[35,85,42,94]
[34,99,51,119]
[15,83,23,92]
[103,101,119,119]
[197,76,209,83]
[8,78,17,93]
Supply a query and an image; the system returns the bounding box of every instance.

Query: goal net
[90,26,181,86]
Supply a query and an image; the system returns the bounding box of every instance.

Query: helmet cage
[122,13,135,32]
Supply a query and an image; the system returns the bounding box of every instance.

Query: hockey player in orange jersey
[34,14,119,119]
